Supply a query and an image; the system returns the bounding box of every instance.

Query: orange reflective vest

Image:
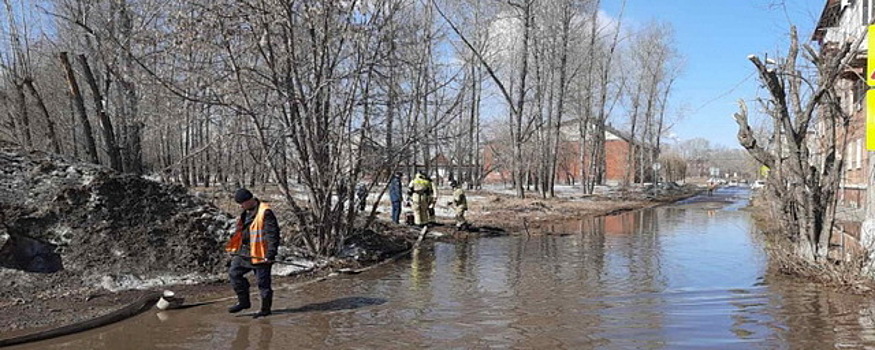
[225,203,272,264]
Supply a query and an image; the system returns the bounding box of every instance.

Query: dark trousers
[229,255,273,301]
[391,200,401,223]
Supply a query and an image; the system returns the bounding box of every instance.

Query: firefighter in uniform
[447,180,468,229]
[407,171,433,226]
[225,189,281,318]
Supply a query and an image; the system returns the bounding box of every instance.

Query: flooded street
[17,188,875,349]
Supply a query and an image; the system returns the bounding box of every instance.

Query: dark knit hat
[234,188,253,203]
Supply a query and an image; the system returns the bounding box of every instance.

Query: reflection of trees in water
[621,210,667,344]
[482,209,670,346]
[726,288,771,343]
[453,239,471,276]
[555,210,670,345]
[757,277,875,348]
[450,238,480,305]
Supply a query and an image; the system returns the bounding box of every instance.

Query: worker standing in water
[447,179,468,229]
[225,189,280,318]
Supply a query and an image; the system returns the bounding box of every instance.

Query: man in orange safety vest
[225,188,281,318]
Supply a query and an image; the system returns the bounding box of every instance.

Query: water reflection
[409,248,434,292]
[230,324,273,350]
[20,193,875,349]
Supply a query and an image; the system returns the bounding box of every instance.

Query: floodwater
[15,187,875,349]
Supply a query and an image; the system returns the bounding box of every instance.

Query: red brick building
[559,126,636,186]
[813,0,869,209]
[481,123,642,186]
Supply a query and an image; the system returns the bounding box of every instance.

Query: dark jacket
[240,201,280,261]
[389,176,402,202]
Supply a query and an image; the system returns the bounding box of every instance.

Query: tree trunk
[12,82,32,149]
[59,52,99,164]
[78,54,122,171]
[512,1,532,199]
[22,78,61,154]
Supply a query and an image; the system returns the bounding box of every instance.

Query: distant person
[356,183,368,211]
[389,172,403,223]
[427,174,438,224]
[447,179,468,229]
[225,188,280,318]
[707,182,717,196]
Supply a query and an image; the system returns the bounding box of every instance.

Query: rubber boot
[227,293,251,313]
[253,295,272,318]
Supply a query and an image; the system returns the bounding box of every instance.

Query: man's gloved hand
[446,201,453,206]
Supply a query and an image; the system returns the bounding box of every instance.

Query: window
[845,0,856,10]
[857,139,863,169]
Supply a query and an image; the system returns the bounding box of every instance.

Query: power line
[691,71,756,115]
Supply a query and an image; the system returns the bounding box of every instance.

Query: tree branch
[733,99,774,168]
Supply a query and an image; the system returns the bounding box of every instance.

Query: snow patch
[88,273,221,292]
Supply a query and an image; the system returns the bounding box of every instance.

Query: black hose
[0,291,161,348]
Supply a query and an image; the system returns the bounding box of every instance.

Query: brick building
[813,0,869,209]
[481,122,644,186]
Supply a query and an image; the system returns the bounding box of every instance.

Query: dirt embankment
[0,149,698,338]
[0,150,239,333]
[460,184,700,234]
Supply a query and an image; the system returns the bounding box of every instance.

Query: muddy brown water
[12,187,875,349]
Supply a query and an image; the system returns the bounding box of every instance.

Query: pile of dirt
[0,150,234,300]
[338,225,412,263]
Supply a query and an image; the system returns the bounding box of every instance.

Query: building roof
[558,117,646,146]
[430,153,451,166]
[812,0,841,42]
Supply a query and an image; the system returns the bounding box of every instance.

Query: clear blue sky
[601,0,825,148]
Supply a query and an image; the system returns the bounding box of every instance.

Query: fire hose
[0,291,162,347]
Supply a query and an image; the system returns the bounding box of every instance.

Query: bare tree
[735,26,855,261]
[123,0,455,256]
[621,22,679,184]
[434,0,536,198]
[579,0,624,193]
[59,52,99,164]
[78,54,121,171]
[1,0,33,149]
